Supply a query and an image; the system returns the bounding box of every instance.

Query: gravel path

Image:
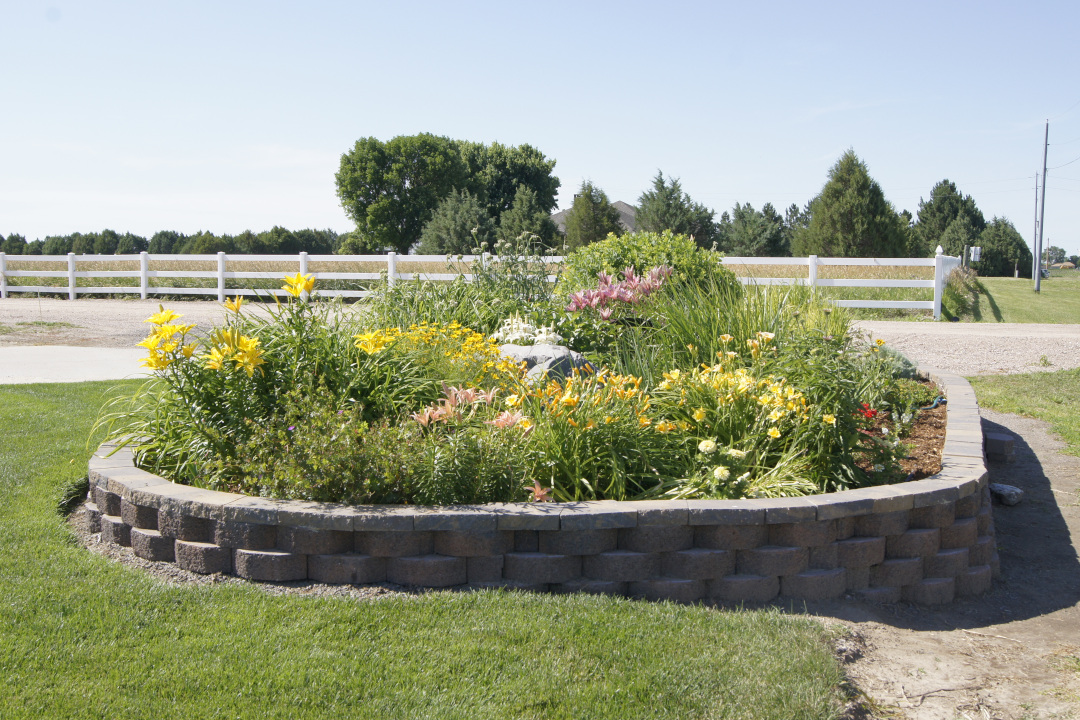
[2,298,1079,376]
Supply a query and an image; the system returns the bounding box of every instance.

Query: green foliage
[497,185,559,246]
[635,171,718,247]
[912,179,986,258]
[977,217,1031,277]
[791,150,909,258]
[1,233,26,254]
[716,202,789,256]
[416,189,495,255]
[938,214,980,258]
[1043,244,1067,265]
[55,474,89,517]
[458,140,560,219]
[560,230,737,296]
[886,378,939,414]
[562,181,624,251]
[940,266,985,319]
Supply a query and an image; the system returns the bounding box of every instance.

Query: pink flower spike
[598,307,614,321]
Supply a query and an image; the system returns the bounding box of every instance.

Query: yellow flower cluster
[522,369,668,432]
[201,327,266,378]
[282,272,315,298]
[137,306,197,371]
[354,322,524,387]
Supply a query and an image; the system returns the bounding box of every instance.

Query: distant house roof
[1050,261,1075,269]
[551,201,637,234]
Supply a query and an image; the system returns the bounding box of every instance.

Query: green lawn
[944,272,1080,323]
[969,367,1080,456]
[0,381,846,720]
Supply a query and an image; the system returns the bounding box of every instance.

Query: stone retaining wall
[85,370,997,605]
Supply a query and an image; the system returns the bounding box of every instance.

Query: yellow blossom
[638,415,652,428]
[719,334,734,343]
[202,346,229,371]
[823,414,837,426]
[875,338,886,347]
[767,427,781,439]
[224,296,245,313]
[282,272,315,298]
[144,306,181,326]
[713,466,731,481]
[655,420,677,433]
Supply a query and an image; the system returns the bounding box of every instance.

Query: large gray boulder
[499,343,597,382]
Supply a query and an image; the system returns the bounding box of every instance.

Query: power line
[1048,153,1080,170]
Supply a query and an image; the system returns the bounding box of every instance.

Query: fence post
[139,251,149,300]
[933,246,944,320]
[299,252,309,300]
[0,252,6,299]
[217,252,226,302]
[68,252,77,300]
[387,252,396,288]
[808,255,818,291]
[482,252,490,272]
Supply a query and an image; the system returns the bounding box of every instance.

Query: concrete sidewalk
[0,346,148,384]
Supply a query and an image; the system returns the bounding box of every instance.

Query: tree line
[559,150,1035,277]
[0,227,342,256]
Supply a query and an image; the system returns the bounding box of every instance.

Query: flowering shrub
[565,265,672,321]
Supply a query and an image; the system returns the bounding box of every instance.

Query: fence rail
[0,249,961,319]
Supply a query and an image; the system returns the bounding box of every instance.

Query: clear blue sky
[3,1,1078,257]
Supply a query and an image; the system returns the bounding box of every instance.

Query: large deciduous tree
[562,181,624,252]
[912,180,986,257]
[791,150,908,258]
[336,133,467,254]
[635,171,718,247]
[459,141,560,220]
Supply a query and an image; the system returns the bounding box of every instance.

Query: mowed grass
[950,273,1080,323]
[970,367,1080,456]
[0,381,847,720]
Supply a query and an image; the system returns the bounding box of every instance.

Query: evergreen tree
[716,202,788,256]
[791,150,908,257]
[497,185,558,247]
[416,189,496,255]
[912,180,986,257]
[562,181,624,252]
[978,217,1032,277]
[635,171,717,247]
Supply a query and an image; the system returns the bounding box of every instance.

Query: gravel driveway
[1,298,1079,376]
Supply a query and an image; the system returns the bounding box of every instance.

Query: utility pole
[1036,120,1049,293]
[1032,174,1039,282]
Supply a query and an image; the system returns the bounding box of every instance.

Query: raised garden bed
[85,369,997,606]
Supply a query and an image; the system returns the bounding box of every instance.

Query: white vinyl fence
[0,248,961,318]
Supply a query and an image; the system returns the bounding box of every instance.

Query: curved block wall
[85,370,997,605]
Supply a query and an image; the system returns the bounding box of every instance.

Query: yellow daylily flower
[767,427,781,439]
[282,272,315,298]
[692,407,707,422]
[823,414,837,426]
[202,346,229,371]
[144,305,181,326]
[224,296,245,313]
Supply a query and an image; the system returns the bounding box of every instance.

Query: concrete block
[220,497,281,525]
[756,496,818,523]
[175,540,232,575]
[413,507,497,532]
[559,503,638,530]
[351,507,417,532]
[93,486,122,516]
[550,579,627,596]
[274,526,354,557]
[277,501,355,532]
[781,568,846,600]
[940,517,978,550]
[901,577,955,605]
[386,554,466,587]
[120,498,158,530]
[809,543,839,570]
[583,550,660,582]
[976,506,993,535]
[308,554,387,585]
[629,579,706,603]
[694,524,767,551]
[811,491,875,521]
[354,531,433,558]
[909,503,956,529]
[688,500,766,525]
[854,511,909,538]
[466,555,505,583]
[634,500,689,527]
[83,502,102,534]
[953,492,980,519]
[233,549,307,582]
[836,537,886,568]
[736,546,808,577]
[924,548,969,578]
[968,535,995,566]
[956,564,993,597]
[845,565,870,591]
[433,530,512,557]
[618,525,693,553]
[538,529,616,556]
[100,514,131,546]
[131,528,175,562]
[502,553,581,585]
[513,530,539,553]
[491,503,561,531]
[990,552,1001,579]
[708,574,780,603]
[213,520,277,550]
[886,529,940,559]
[769,520,835,548]
[157,511,212,542]
[984,431,1015,463]
[834,517,856,540]
[660,548,735,580]
[870,558,923,587]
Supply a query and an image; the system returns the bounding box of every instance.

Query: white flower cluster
[491,313,563,346]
